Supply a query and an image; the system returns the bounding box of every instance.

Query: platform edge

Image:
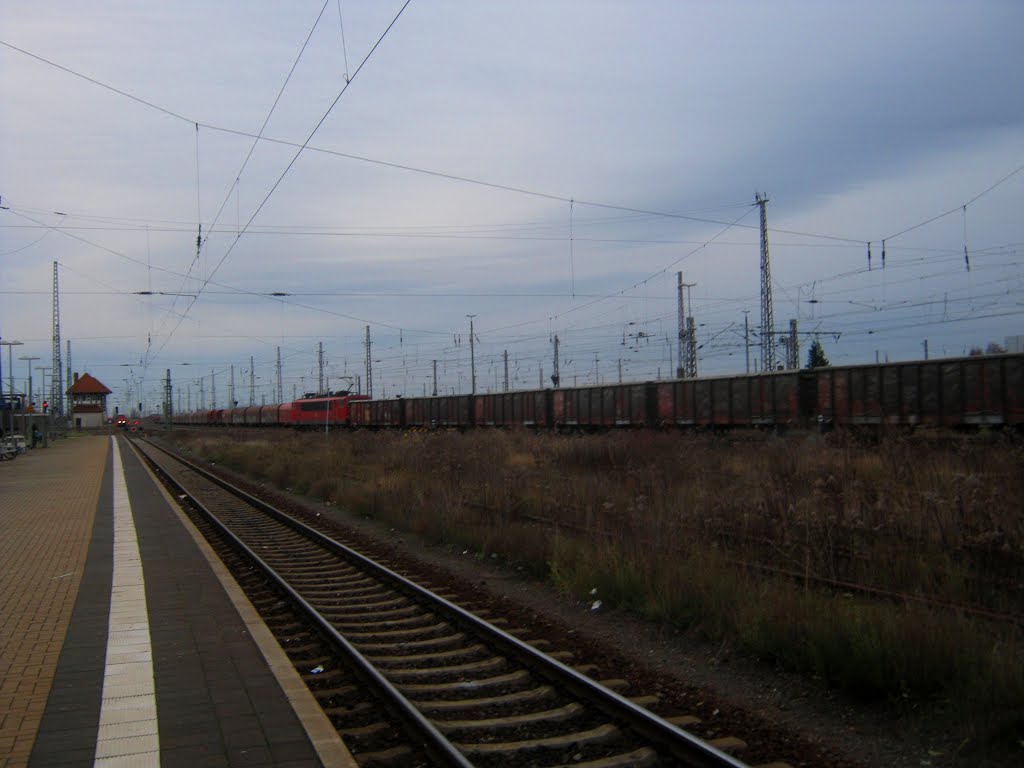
[126,438,357,768]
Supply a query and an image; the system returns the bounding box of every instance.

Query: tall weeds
[165,427,1024,737]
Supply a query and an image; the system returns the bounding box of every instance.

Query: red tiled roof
[68,373,112,395]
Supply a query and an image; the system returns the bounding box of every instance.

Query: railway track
[133,436,768,768]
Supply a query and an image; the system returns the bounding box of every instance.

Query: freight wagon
[171,353,1024,433]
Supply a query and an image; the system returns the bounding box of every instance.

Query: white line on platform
[94,437,160,766]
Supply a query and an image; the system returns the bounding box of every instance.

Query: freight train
[171,353,1024,432]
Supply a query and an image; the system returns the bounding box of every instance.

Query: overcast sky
[2,1,1022,413]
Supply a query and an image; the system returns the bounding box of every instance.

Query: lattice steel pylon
[317,341,324,395]
[51,261,64,416]
[365,326,372,398]
[676,272,698,378]
[685,316,697,378]
[552,334,560,388]
[676,272,685,378]
[788,319,800,369]
[276,347,283,403]
[164,369,173,422]
[756,193,775,372]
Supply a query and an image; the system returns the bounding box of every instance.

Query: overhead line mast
[365,326,372,399]
[677,272,698,379]
[52,261,64,417]
[756,193,775,373]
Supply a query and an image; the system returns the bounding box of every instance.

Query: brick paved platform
[0,434,354,768]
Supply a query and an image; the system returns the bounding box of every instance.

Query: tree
[807,339,830,368]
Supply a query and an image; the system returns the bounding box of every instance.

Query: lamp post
[19,356,40,411]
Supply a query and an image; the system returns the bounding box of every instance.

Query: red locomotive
[289,394,368,429]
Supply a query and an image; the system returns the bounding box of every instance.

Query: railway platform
[0,433,355,768]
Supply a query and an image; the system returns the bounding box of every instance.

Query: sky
[2,1,1023,415]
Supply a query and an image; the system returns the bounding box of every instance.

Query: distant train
[171,353,1024,432]
[175,393,369,429]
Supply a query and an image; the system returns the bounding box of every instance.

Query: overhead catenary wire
[160,0,334,348]
[1,206,442,337]
[337,0,351,82]
[881,161,1024,244]
[3,210,1018,261]
[199,0,331,256]
[4,30,1021,387]
[194,123,202,266]
[529,205,757,332]
[7,198,1017,342]
[963,204,970,273]
[151,0,414,364]
[198,0,412,294]
[4,35,1020,259]
[0,36,869,246]
[7,33,1019,263]
[0,213,61,255]
[569,198,575,298]
[0,39,194,123]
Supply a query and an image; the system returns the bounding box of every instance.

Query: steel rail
[135,438,473,768]
[140,436,750,768]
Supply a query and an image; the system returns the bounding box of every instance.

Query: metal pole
[2,340,25,412]
[789,319,799,369]
[677,271,685,378]
[552,335,560,388]
[756,193,775,372]
[318,341,324,395]
[19,356,40,410]
[66,340,73,426]
[165,369,172,424]
[9,343,20,400]
[36,367,51,412]
[467,315,476,395]
[743,311,750,374]
[365,326,372,399]
[52,262,64,416]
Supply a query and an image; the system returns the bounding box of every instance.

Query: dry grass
[165,426,1024,744]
